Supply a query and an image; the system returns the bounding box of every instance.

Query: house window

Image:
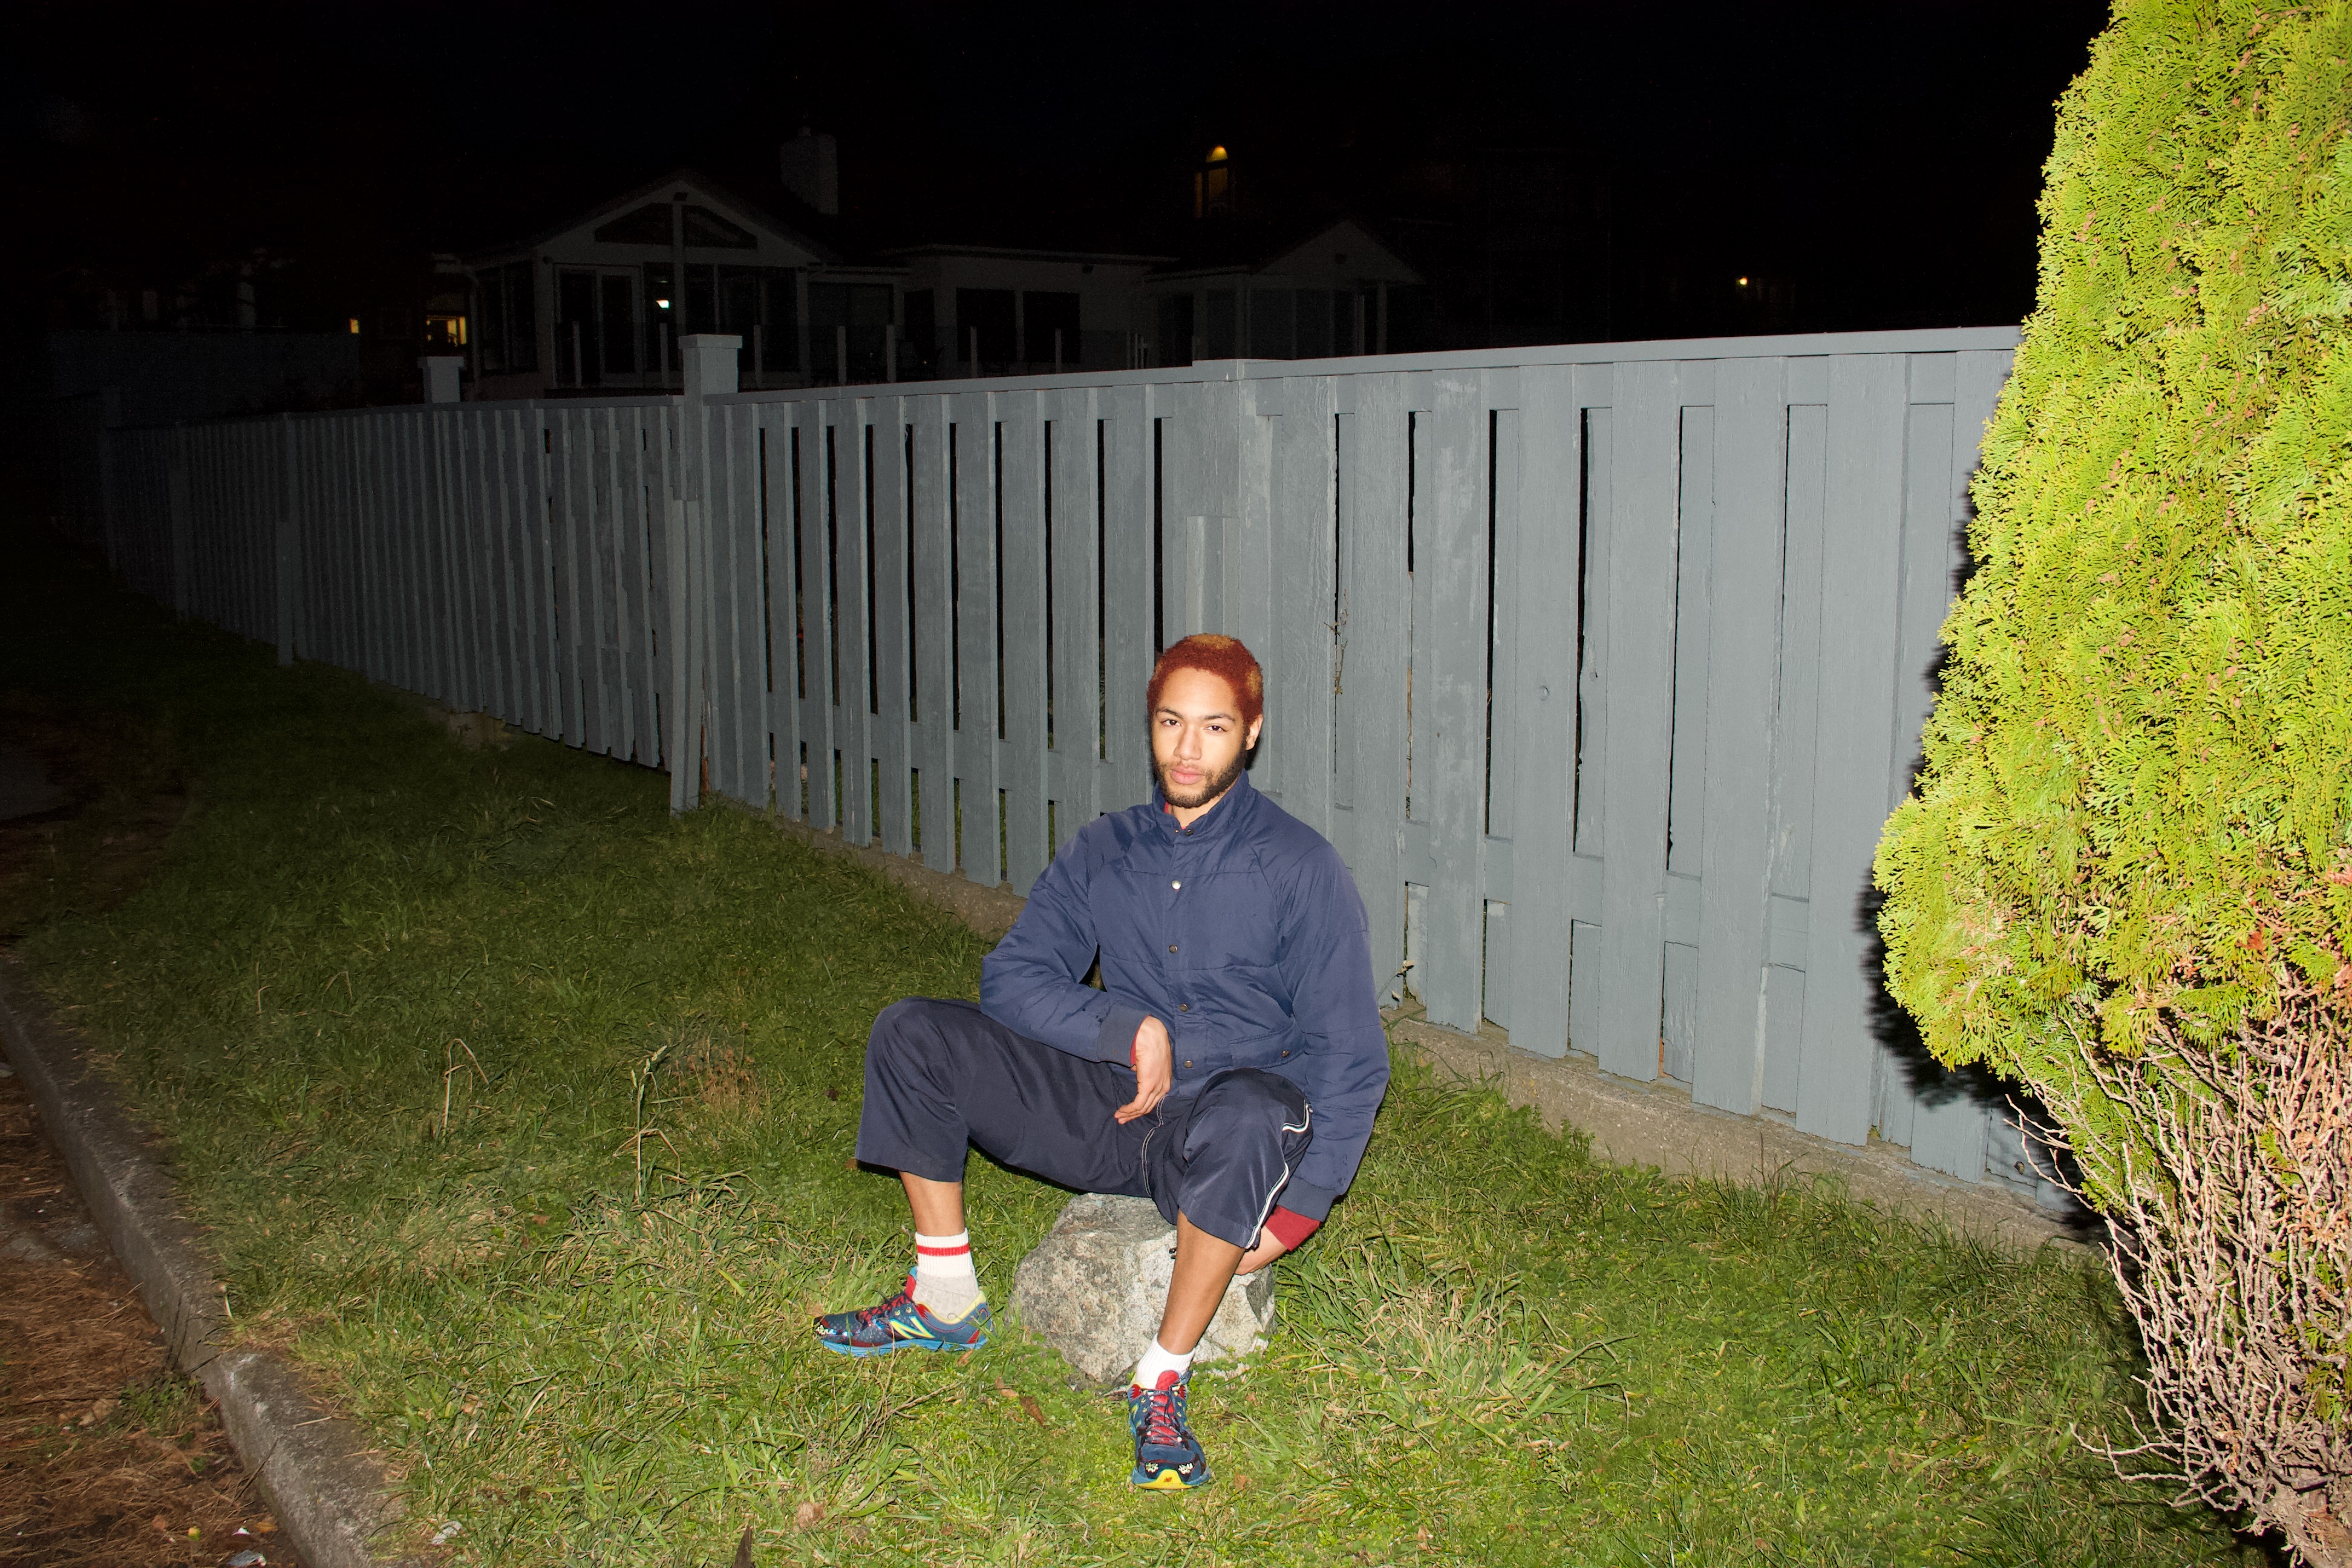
[477,261,537,374]
[682,205,757,247]
[811,281,896,382]
[595,203,675,246]
[1195,145,1234,220]
[645,263,799,375]
[1022,291,1081,367]
[904,289,936,366]
[1295,289,1332,359]
[1201,290,1236,359]
[954,288,1015,370]
[556,270,600,384]
[1155,293,1194,367]
[600,274,637,373]
[1247,288,1293,358]
[592,200,759,249]
[477,279,504,365]
[551,268,642,383]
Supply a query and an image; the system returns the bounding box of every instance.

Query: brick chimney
[780,127,839,217]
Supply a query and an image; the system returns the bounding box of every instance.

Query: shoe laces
[1135,1377,1187,1448]
[855,1278,918,1328]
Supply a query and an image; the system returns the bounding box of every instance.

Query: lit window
[347,318,361,334]
[424,313,468,347]
[1195,145,1235,219]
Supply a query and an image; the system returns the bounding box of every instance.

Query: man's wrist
[1262,1206,1319,1252]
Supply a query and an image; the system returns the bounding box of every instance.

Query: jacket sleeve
[979,831,1148,1064]
[1272,844,1392,1221]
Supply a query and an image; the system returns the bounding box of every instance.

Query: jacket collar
[1150,765,1257,843]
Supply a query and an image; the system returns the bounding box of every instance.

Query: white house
[882,245,1169,377]
[1146,217,1422,363]
[453,144,1425,396]
[461,168,906,399]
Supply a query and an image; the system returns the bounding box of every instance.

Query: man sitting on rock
[814,633,1391,1489]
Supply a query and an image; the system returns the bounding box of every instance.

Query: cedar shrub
[1875,1,2352,1560]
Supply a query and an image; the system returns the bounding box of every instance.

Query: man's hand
[1235,1230,1291,1276]
[1115,1016,1173,1123]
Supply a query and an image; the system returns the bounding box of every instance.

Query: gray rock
[1011,1194,1275,1385]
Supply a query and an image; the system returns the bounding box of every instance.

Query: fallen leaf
[794,1501,825,1530]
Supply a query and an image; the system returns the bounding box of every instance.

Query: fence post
[275,414,301,666]
[670,333,740,815]
[418,355,464,405]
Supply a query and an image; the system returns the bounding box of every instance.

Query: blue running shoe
[812,1276,990,1357]
[1128,1370,1212,1489]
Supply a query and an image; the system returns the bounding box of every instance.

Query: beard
[1153,746,1250,811]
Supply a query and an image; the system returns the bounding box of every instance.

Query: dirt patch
[0,700,276,1564]
[0,1060,289,1567]
[0,697,187,943]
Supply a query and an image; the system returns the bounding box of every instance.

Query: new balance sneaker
[812,1276,991,1357]
[1128,1370,1212,1489]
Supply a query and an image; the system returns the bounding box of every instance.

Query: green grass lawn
[1,526,2257,1567]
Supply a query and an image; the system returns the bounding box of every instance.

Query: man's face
[1151,667,1263,812]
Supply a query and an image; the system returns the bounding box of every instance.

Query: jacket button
[1168,943,1179,953]
[1178,1002,1189,1011]
[1183,1060,1193,1069]
[1281,1050,1290,1058]
[1171,880,1181,890]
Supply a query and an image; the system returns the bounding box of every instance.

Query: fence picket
[1690,357,1789,1114]
[1592,360,1683,1080]
[1100,385,1154,813]
[870,397,915,854]
[1501,364,1589,1057]
[1045,386,1102,848]
[1268,377,1336,841]
[953,390,1002,887]
[1341,372,1411,1009]
[1419,370,1492,1031]
[1797,353,1912,1144]
[909,396,956,869]
[836,399,875,846]
[999,392,1050,891]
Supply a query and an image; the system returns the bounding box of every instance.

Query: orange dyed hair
[1146,633,1264,729]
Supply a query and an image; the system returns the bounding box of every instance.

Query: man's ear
[1245,717,1264,753]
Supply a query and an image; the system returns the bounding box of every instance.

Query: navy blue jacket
[979,769,1390,1221]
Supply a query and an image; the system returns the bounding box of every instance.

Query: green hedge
[1877,0,2352,1194]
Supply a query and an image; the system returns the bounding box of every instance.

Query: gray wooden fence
[86,326,2073,1211]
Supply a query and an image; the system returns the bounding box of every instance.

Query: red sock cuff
[1262,1206,1319,1251]
[914,1240,972,1256]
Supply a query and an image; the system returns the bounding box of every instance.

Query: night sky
[7,1,2112,349]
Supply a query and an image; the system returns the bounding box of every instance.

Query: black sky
[7,1,2112,339]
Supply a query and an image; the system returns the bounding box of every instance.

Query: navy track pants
[855,998,1312,1250]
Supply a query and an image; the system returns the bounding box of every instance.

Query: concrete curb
[0,956,423,1568]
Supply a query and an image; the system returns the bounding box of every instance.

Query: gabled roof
[1151,214,1423,285]
[461,167,846,267]
[879,243,1177,267]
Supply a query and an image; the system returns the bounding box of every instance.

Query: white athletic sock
[912,1230,982,1321]
[1131,1335,1196,1390]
